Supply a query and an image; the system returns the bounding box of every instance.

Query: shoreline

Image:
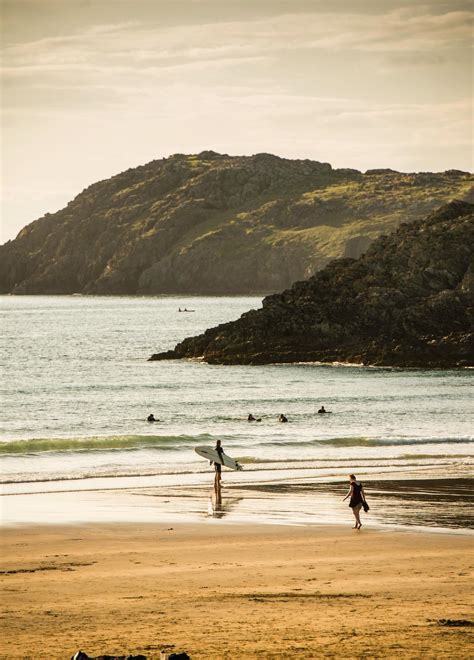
[1,522,472,658]
[1,474,472,533]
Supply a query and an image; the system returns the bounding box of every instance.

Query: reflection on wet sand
[100,476,473,531]
[208,485,242,518]
[237,477,474,530]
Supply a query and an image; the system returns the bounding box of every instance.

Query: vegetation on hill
[0,152,472,294]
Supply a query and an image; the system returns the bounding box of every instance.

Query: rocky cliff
[0,152,472,294]
[149,201,474,368]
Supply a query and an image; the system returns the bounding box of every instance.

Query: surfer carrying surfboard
[213,439,225,490]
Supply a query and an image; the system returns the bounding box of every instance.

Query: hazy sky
[1,0,472,242]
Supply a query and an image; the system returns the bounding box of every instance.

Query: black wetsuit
[215,446,224,473]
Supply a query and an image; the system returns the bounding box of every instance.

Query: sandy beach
[1,522,472,659]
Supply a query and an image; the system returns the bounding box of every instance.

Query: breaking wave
[0,434,219,456]
[264,436,473,448]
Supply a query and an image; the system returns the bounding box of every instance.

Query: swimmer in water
[248,413,262,422]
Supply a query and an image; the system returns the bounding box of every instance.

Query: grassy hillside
[0,152,472,294]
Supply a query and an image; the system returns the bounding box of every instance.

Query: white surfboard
[195,445,243,471]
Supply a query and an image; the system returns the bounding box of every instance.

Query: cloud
[2,5,471,125]
[2,7,471,81]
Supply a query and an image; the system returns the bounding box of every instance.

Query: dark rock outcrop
[149,201,474,368]
[1,152,472,295]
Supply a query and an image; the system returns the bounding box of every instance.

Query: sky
[1,0,472,242]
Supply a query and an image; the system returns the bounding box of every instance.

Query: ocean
[1,295,472,529]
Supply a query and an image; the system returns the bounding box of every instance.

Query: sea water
[1,296,472,527]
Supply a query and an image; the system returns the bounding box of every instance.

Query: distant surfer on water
[318,406,327,414]
[147,413,158,422]
[278,413,288,423]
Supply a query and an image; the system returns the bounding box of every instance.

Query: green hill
[0,152,472,294]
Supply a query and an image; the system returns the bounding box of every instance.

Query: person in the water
[279,413,288,423]
[318,406,327,414]
[147,413,158,422]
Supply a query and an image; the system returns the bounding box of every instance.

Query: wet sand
[1,522,473,659]
[2,475,473,531]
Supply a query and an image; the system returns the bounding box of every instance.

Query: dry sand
[1,523,472,659]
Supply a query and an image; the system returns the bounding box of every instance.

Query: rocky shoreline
[149,201,474,368]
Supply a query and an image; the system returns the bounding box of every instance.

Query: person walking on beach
[343,474,367,529]
[213,439,225,492]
